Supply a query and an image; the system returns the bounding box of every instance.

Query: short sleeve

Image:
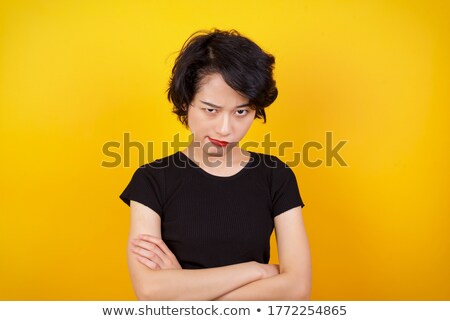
[271,158,305,218]
[119,166,164,216]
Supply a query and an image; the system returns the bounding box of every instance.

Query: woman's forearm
[131,261,266,300]
[214,272,310,301]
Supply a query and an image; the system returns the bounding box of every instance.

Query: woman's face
[187,73,256,158]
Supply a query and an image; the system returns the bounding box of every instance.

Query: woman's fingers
[130,234,182,270]
[138,234,180,265]
[136,255,161,270]
[138,234,174,256]
[131,239,167,267]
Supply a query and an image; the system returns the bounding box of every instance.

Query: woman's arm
[127,200,277,300]
[214,206,312,300]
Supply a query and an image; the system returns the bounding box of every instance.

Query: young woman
[120,29,311,300]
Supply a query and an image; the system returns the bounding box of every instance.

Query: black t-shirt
[120,151,304,269]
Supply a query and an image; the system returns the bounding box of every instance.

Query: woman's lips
[208,137,229,147]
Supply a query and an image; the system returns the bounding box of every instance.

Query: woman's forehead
[195,73,250,107]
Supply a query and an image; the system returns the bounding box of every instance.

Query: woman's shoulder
[139,152,185,169]
[131,152,186,181]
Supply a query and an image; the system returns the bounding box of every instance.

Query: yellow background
[1,0,449,300]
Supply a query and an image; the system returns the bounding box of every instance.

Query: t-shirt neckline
[176,150,256,180]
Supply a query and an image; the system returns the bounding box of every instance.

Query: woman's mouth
[208,137,229,147]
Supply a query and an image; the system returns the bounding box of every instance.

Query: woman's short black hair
[167,29,278,127]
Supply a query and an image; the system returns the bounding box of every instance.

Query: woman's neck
[181,145,251,172]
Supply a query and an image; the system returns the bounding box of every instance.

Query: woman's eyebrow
[200,100,251,108]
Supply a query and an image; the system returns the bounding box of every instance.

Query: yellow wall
[0,0,449,300]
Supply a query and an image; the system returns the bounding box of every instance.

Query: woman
[120,29,311,300]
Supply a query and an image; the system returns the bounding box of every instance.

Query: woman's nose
[216,114,232,137]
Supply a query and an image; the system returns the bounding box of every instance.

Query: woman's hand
[259,263,280,279]
[130,234,182,270]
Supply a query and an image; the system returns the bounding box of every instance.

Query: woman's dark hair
[167,29,278,127]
